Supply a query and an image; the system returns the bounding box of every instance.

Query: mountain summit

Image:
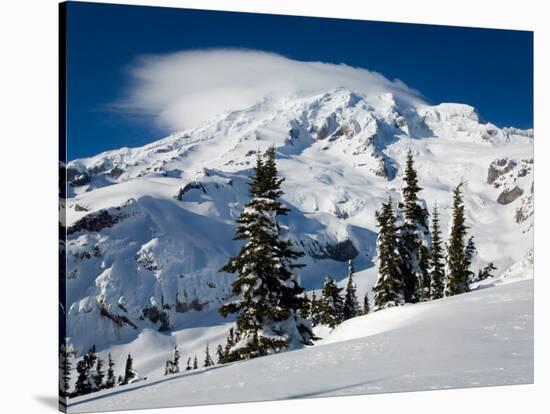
[62,88,533,351]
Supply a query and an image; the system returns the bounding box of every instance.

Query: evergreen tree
[297,292,311,320]
[309,291,321,327]
[74,346,97,396]
[59,338,74,397]
[193,356,198,370]
[219,147,313,361]
[363,293,370,315]
[373,197,404,310]
[318,277,344,328]
[222,327,236,360]
[429,205,445,300]
[203,344,215,367]
[216,344,224,364]
[477,262,497,282]
[398,149,431,303]
[464,236,476,283]
[94,357,105,390]
[342,260,360,320]
[172,346,180,372]
[185,357,192,371]
[164,346,180,375]
[75,359,92,396]
[444,183,472,296]
[105,354,116,389]
[122,354,136,385]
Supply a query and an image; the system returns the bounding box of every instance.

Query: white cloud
[117,49,424,131]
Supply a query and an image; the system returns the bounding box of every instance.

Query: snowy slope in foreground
[69,279,533,413]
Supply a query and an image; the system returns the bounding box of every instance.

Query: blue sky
[66,2,533,160]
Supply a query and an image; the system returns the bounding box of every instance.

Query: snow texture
[68,279,533,412]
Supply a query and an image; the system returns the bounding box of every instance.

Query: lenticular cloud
[118,49,423,131]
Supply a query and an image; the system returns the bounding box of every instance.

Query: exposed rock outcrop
[497,186,524,205]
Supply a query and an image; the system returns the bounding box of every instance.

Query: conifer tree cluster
[317,276,344,328]
[219,147,313,361]
[59,338,75,398]
[476,262,497,282]
[372,150,484,311]
[163,345,215,375]
[164,346,180,375]
[63,344,142,398]
[306,259,366,329]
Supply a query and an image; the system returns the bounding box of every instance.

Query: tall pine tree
[105,353,116,389]
[444,183,472,296]
[74,346,97,396]
[216,344,224,364]
[94,357,105,390]
[219,147,313,361]
[373,197,404,310]
[363,293,370,315]
[122,354,136,385]
[429,204,445,300]
[59,338,74,397]
[309,291,321,327]
[203,344,214,367]
[318,277,344,328]
[397,149,430,303]
[342,260,360,320]
[464,236,476,283]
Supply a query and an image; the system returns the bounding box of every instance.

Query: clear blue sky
[66,2,533,160]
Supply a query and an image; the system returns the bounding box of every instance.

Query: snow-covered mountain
[62,87,533,352]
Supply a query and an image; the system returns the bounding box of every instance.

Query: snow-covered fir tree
[318,276,344,328]
[185,357,192,371]
[221,327,236,361]
[122,354,137,385]
[219,147,313,361]
[309,291,322,327]
[75,360,91,396]
[363,293,370,315]
[429,204,445,300]
[105,353,116,389]
[342,260,360,320]
[465,236,477,283]
[373,197,404,310]
[193,356,198,370]
[216,344,224,364]
[59,338,74,397]
[203,344,215,367]
[164,346,180,375]
[444,183,473,296]
[476,262,497,282]
[297,292,312,320]
[74,346,98,396]
[397,149,431,303]
[94,357,105,390]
